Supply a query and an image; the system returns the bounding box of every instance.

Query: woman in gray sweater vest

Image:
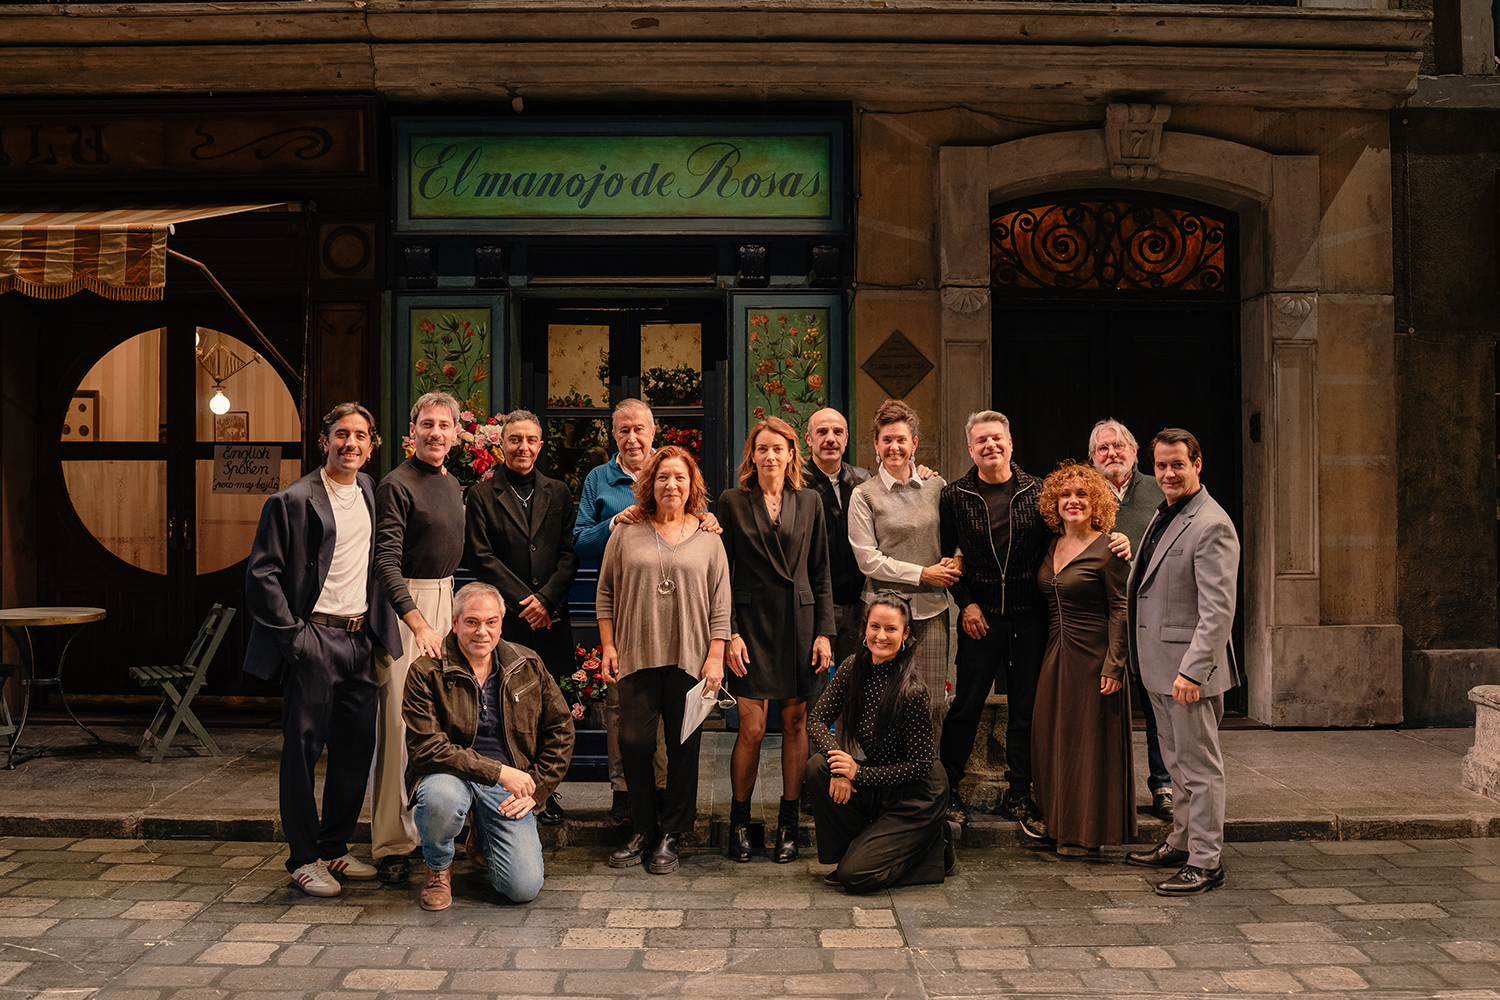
[597,446,731,875]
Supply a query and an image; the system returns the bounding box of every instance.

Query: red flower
[808,374,823,390]
[419,320,436,333]
[753,406,766,419]
[777,316,787,324]
[442,364,457,378]
[786,358,796,369]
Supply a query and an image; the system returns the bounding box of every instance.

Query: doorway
[989,190,1246,709]
[41,296,302,695]
[518,297,728,503]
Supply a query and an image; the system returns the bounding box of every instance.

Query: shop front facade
[0,1,1429,726]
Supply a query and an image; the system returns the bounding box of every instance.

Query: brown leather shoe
[419,865,452,911]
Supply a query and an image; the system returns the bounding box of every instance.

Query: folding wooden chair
[130,604,236,764]
[0,662,16,743]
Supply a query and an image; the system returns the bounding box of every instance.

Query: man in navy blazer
[1125,428,1240,896]
[245,402,401,897]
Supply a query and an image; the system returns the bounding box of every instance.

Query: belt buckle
[346,615,364,633]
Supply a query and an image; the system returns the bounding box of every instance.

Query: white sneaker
[291,859,342,897]
[324,853,378,881]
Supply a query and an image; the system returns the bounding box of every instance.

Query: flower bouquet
[558,644,608,721]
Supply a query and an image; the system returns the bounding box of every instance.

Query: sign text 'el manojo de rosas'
[407,134,832,222]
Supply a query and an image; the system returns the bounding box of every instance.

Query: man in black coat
[803,407,872,666]
[463,409,580,824]
[244,402,402,897]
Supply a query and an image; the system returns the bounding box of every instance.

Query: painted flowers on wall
[746,308,829,442]
[411,309,491,417]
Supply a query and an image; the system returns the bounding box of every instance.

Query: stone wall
[1393,105,1500,725]
[854,102,1405,724]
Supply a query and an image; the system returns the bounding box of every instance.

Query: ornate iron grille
[990,194,1233,296]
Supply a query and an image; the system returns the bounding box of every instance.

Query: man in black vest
[464,409,579,825]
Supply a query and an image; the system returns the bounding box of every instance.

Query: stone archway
[937,111,1402,726]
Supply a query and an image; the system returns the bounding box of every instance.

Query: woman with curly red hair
[1032,461,1137,856]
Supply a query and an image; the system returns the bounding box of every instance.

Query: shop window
[192,328,301,576]
[62,327,300,576]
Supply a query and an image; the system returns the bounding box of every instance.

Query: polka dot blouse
[809,654,935,787]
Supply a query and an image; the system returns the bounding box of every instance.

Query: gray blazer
[1126,487,1240,698]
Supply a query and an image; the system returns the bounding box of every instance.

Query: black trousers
[617,666,704,837]
[280,622,377,873]
[938,615,1046,796]
[805,753,949,895]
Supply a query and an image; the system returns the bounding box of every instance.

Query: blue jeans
[411,772,545,903]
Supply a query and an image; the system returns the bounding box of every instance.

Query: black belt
[309,612,366,633]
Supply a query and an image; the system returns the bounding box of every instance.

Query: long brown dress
[1033,533,1137,850]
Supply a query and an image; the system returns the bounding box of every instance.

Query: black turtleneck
[374,457,465,617]
[503,464,537,489]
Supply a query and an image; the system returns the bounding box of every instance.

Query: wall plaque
[861,330,933,399]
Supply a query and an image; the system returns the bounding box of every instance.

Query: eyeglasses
[1094,444,1132,455]
[701,687,737,710]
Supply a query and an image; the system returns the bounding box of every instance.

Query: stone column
[1461,685,1500,799]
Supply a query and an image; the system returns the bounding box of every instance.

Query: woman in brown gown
[1032,461,1136,856]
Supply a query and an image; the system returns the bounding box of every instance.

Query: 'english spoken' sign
[213,445,282,495]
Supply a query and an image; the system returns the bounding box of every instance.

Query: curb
[3,810,1497,845]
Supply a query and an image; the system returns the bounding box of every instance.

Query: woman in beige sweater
[597,445,730,874]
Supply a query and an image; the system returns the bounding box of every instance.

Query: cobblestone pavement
[2,835,1499,999]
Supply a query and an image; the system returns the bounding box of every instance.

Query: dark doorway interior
[989,190,1245,711]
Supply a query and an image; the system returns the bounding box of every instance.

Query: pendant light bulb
[209,386,231,415]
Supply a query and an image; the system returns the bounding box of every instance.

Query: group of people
[244,386,1241,908]
[245,394,578,910]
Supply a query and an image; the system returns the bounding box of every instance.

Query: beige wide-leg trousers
[371,577,452,861]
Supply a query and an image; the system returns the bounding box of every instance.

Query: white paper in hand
[681,677,733,743]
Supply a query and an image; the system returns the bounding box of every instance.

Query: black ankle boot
[727,822,753,862]
[648,832,680,874]
[726,798,753,862]
[774,824,798,863]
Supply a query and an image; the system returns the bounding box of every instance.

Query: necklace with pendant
[653,528,676,596]
[652,517,690,596]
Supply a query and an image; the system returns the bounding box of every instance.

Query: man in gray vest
[1125,428,1240,896]
[1089,418,1172,821]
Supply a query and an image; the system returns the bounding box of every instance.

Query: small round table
[1,606,106,768]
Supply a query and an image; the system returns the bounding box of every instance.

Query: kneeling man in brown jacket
[403,582,575,910]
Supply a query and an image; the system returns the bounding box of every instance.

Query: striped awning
[0,204,296,302]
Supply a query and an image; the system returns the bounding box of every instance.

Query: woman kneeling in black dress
[805,592,953,893]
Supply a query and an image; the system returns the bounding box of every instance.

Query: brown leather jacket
[402,631,575,805]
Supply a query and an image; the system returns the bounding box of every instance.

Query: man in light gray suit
[1124,428,1240,896]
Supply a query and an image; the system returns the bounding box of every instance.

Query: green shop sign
[395,120,845,234]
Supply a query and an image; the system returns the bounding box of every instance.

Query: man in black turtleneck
[464,409,580,825]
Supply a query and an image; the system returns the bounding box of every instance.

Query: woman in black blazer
[719,416,836,863]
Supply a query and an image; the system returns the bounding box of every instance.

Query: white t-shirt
[312,470,372,617]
